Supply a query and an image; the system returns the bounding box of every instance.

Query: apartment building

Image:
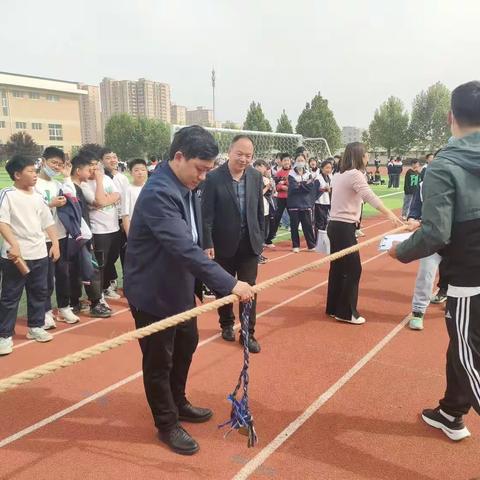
[0,71,86,153]
[100,77,171,126]
[78,83,103,144]
[186,106,213,127]
[171,104,187,125]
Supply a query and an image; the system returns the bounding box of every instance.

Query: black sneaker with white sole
[421,407,471,441]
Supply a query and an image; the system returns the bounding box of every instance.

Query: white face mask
[42,164,57,178]
[295,163,305,170]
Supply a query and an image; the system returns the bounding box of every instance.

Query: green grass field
[1,169,403,318]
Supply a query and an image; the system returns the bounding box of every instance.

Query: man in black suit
[124,126,254,456]
[202,135,264,353]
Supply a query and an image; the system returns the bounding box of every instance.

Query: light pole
[211,67,216,125]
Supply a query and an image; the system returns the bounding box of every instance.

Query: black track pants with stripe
[439,294,480,417]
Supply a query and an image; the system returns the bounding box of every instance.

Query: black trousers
[45,238,70,311]
[314,204,330,232]
[288,208,316,249]
[388,174,394,188]
[326,221,362,320]
[439,294,480,417]
[69,247,102,307]
[0,257,48,337]
[215,235,258,334]
[266,197,289,244]
[92,231,120,291]
[437,258,448,291]
[131,306,199,431]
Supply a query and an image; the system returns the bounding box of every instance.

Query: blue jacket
[287,173,319,209]
[124,161,237,318]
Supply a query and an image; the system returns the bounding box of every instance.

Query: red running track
[0,216,479,480]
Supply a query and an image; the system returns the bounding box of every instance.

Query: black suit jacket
[201,163,265,258]
[124,161,237,318]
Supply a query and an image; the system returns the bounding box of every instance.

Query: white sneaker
[44,310,57,330]
[104,286,121,300]
[100,295,112,311]
[265,244,276,249]
[355,229,365,238]
[292,248,300,253]
[336,315,366,325]
[0,336,13,355]
[58,307,80,324]
[26,327,53,342]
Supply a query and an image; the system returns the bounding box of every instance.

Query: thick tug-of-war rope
[219,301,258,447]
[0,225,407,395]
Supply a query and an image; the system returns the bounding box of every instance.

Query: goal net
[171,126,331,163]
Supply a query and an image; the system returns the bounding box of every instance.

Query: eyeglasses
[47,160,64,167]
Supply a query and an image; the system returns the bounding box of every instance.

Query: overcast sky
[2,0,480,129]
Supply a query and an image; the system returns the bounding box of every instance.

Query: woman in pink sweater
[326,142,402,325]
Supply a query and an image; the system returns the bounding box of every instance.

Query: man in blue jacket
[124,126,254,455]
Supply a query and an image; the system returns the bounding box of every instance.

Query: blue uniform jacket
[124,162,237,318]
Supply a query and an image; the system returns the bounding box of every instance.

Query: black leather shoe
[239,335,261,354]
[159,425,199,455]
[178,402,213,423]
[221,326,235,342]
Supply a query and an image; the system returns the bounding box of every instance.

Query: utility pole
[211,67,216,125]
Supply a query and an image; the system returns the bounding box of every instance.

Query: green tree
[295,93,342,152]
[368,96,410,157]
[361,130,371,149]
[4,131,42,159]
[276,110,293,134]
[105,114,142,160]
[222,121,238,130]
[138,117,170,159]
[409,82,451,151]
[243,101,272,132]
[104,114,171,160]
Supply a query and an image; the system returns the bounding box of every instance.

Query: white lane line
[13,307,130,350]
[232,312,410,480]
[379,191,403,199]
[0,251,387,448]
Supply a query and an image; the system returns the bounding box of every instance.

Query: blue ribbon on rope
[219,300,258,447]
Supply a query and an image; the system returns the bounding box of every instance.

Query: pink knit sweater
[329,169,382,223]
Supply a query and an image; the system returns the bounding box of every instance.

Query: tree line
[0,81,451,162]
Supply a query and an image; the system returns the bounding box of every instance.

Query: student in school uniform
[80,149,121,310]
[314,159,333,235]
[35,147,79,328]
[253,159,272,264]
[287,156,318,252]
[0,155,60,355]
[100,148,129,298]
[68,152,111,319]
[122,159,148,237]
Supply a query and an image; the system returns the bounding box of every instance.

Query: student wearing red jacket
[265,153,291,246]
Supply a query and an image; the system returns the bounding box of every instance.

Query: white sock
[439,409,456,422]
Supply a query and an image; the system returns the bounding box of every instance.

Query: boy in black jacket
[401,159,420,219]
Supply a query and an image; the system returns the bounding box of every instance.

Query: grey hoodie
[396,131,480,287]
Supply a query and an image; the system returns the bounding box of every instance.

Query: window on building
[12,91,24,98]
[0,121,5,128]
[1,90,7,116]
[29,92,40,100]
[47,94,60,102]
[48,124,63,141]
[16,122,27,129]
[32,122,42,130]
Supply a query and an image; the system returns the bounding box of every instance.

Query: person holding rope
[389,80,480,442]
[326,142,403,325]
[124,125,254,456]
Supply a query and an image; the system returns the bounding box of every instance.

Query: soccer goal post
[171,125,332,162]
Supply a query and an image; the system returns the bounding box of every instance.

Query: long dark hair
[340,142,367,173]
